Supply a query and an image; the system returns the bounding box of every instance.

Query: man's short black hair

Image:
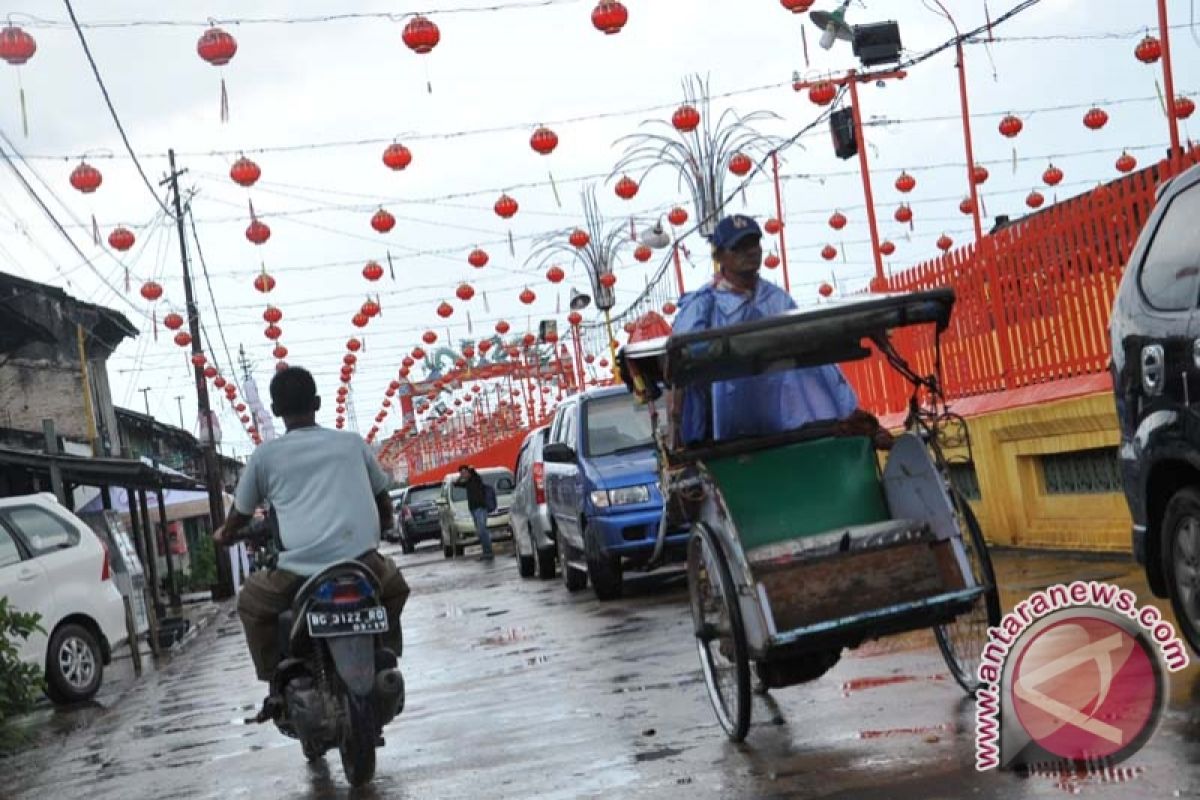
[270,366,318,416]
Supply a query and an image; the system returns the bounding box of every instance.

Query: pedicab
[618,288,1001,742]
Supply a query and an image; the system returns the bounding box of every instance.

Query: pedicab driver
[671,214,891,448]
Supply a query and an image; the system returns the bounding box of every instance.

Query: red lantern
[764,253,780,269]
[522,333,536,348]
[672,104,700,132]
[273,345,288,359]
[546,265,566,284]
[879,240,896,256]
[197,26,237,66]
[894,204,913,224]
[69,161,102,194]
[230,156,260,187]
[585,354,595,365]
[382,142,412,171]
[495,320,511,335]
[263,306,283,324]
[1175,96,1196,120]
[352,312,369,328]
[478,340,493,354]
[1043,163,1064,186]
[936,234,953,252]
[828,211,847,231]
[667,207,689,227]
[959,197,975,215]
[1135,35,1162,64]
[1026,190,1045,209]
[174,331,192,347]
[437,301,454,318]
[1116,151,1137,174]
[519,288,537,305]
[567,311,583,326]
[820,244,837,261]
[371,208,396,233]
[662,302,677,315]
[343,353,357,366]
[0,26,36,66]
[781,0,816,12]
[808,81,836,106]
[347,338,362,352]
[214,376,227,389]
[203,365,218,379]
[591,1,629,35]
[402,15,440,54]
[363,261,384,281]
[264,324,283,341]
[569,229,590,248]
[998,114,1023,138]
[1083,107,1109,130]
[108,227,135,252]
[764,218,782,235]
[728,153,752,177]
[530,126,559,155]
[972,164,989,185]
[468,248,489,268]
[633,245,652,262]
[494,194,518,219]
[191,352,207,368]
[163,312,184,331]
[456,283,475,301]
[246,219,271,245]
[614,175,639,200]
[139,281,163,301]
[253,272,276,293]
[895,171,916,193]
[819,282,833,298]
[599,273,617,289]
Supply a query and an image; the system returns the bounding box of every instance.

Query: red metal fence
[843,145,1200,416]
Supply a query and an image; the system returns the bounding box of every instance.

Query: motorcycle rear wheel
[339,693,377,787]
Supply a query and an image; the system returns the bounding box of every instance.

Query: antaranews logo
[975,580,1189,772]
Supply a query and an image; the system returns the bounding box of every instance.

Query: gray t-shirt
[233,426,390,576]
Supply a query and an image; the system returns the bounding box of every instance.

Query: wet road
[2,544,1198,799]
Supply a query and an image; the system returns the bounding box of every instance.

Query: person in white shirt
[215,367,409,687]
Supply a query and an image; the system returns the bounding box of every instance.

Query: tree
[0,597,43,751]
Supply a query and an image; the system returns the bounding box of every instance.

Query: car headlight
[609,485,651,506]
[589,490,610,509]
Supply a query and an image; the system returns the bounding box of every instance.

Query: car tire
[401,531,416,555]
[536,544,556,580]
[443,545,453,559]
[558,531,587,592]
[585,524,623,601]
[46,623,103,704]
[517,528,536,578]
[455,545,465,557]
[1161,486,1200,656]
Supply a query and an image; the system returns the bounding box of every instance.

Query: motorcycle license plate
[306,607,389,637]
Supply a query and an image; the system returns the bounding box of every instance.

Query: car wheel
[401,535,416,555]
[536,538,556,580]
[1161,486,1200,656]
[517,528,536,578]
[46,623,103,704]
[584,524,623,601]
[558,531,587,592]
[443,545,453,559]
[455,545,465,557]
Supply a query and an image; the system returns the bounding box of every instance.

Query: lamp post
[1157,0,1182,172]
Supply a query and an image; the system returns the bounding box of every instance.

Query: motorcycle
[241,519,405,787]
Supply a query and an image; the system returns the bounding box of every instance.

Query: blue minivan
[542,385,689,600]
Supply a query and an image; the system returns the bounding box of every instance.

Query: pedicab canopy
[619,288,954,398]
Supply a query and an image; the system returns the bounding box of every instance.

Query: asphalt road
[2,542,1198,799]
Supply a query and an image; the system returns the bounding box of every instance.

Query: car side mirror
[543,442,577,464]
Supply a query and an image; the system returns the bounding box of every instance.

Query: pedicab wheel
[934,491,1002,696]
[688,524,751,743]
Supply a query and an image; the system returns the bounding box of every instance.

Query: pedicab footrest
[746,519,959,636]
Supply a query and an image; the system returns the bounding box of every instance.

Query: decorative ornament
[819,282,833,298]
[468,248,489,268]
[667,207,689,226]
[262,306,283,324]
[371,208,396,233]
[139,281,163,301]
[519,287,537,305]
[253,272,276,293]
[1043,163,1064,186]
[437,301,454,318]
[1116,151,1137,174]
[828,210,847,230]
[273,345,288,359]
[382,142,413,170]
[614,175,639,200]
[69,161,102,193]
[108,226,135,252]
[346,338,362,351]
[808,81,836,106]
[163,312,184,330]
[1026,190,1045,209]
[662,301,677,315]
[879,240,896,256]
[1175,96,1196,120]
[1083,107,1109,130]
[633,244,652,262]
[894,204,913,224]
[599,273,616,288]
[363,261,384,281]
[936,233,953,252]
[246,218,271,245]
[264,324,282,341]
[764,218,782,235]
[972,164,989,185]
[672,104,700,132]
[530,126,559,155]
[820,244,837,261]
[352,313,369,328]
[764,252,780,269]
[230,155,260,187]
[173,331,192,347]
[591,1,629,35]
[197,26,237,121]
[998,114,1023,138]
[959,197,976,215]
[0,25,35,136]
[1135,35,1162,64]
[402,15,440,53]
[494,193,519,219]
[569,229,590,248]
[455,283,475,301]
[567,311,583,326]
[546,265,566,284]
[495,320,510,334]
[728,153,753,177]
[895,171,916,193]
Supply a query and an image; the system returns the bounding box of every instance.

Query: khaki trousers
[236,550,410,681]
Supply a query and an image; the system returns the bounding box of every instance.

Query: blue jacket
[673,277,858,444]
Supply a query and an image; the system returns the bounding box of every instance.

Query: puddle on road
[840,674,946,696]
[857,723,956,740]
[436,604,465,618]
[479,627,531,646]
[634,746,685,763]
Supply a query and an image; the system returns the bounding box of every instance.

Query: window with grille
[1040,447,1122,495]
[947,461,982,501]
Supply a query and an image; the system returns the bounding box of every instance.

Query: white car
[436,468,516,558]
[0,493,128,704]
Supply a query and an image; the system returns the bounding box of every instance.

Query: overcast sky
[0,0,1196,459]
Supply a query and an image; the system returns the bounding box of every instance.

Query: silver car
[510,427,556,579]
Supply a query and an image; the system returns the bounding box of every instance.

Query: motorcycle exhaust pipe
[374,668,405,723]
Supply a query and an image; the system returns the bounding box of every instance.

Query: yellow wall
[940,392,1131,553]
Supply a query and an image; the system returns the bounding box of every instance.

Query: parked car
[398,482,443,554]
[0,493,128,704]
[543,385,689,600]
[1111,160,1200,656]
[384,488,408,543]
[510,427,556,579]
[436,468,516,558]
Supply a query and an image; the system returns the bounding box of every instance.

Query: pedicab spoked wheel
[688,523,751,742]
[934,491,1002,696]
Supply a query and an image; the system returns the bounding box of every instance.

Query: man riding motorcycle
[215,366,410,718]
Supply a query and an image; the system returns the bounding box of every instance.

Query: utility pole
[174,395,185,429]
[138,387,152,417]
[164,148,234,601]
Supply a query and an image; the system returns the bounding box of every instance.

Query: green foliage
[0,596,43,750]
[185,534,217,592]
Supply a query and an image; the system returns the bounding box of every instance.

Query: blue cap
[708,215,762,250]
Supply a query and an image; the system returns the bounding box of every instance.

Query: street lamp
[811,1,853,51]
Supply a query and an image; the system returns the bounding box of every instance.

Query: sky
[0,0,1196,460]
